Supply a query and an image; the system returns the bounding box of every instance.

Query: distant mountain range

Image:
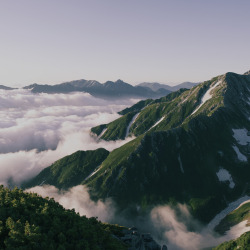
[0,79,198,100]
[0,85,15,90]
[23,79,172,99]
[137,81,198,92]
[22,79,198,99]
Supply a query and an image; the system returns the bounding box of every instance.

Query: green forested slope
[28,72,250,223]
[0,186,126,250]
[91,77,223,140]
[23,149,109,189]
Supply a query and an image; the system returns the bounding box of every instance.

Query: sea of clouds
[0,89,248,249]
[0,89,137,186]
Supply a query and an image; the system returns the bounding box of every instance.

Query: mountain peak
[244,70,250,75]
[115,79,124,83]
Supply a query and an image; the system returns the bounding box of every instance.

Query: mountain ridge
[23,79,171,99]
[0,84,16,90]
[25,71,250,224]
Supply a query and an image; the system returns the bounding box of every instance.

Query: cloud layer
[150,204,250,250]
[0,89,138,185]
[25,184,249,250]
[1,89,248,249]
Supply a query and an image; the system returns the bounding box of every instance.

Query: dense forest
[0,185,126,249]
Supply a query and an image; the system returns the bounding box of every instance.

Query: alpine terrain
[24,70,250,248]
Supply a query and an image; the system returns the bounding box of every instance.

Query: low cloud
[0,89,138,186]
[25,185,115,222]
[24,185,249,249]
[150,204,250,250]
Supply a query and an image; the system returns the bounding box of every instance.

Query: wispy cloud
[25,185,115,222]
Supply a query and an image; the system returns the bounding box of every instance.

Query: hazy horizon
[1,1,250,87]
[1,77,199,88]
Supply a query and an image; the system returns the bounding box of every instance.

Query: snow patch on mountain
[207,195,250,231]
[125,113,140,138]
[216,168,235,189]
[178,155,184,173]
[97,128,107,140]
[191,80,221,115]
[148,116,165,131]
[232,145,248,162]
[233,129,250,145]
[39,180,46,186]
[235,200,250,210]
[85,165,102,181]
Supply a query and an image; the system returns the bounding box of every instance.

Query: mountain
[215,201,250,234]
[24,149,110,189]
[214,231,250,249]
[0,85,15,90]
[137,81,198,92]
[244,70,250,75]
[27,71,250,225]
[0,186,127,249]
[23,79,171,99]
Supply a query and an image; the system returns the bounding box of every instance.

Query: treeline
[0,186,126,249]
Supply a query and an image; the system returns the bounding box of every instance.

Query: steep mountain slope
[23,149,109,189]
[88,72,250,221]
[0,186,126,249]
[23,79,171,99]
[29,71,250,223]
[215,201,250,234]
[91,88,188,140]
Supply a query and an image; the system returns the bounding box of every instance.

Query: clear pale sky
[0,0,250,87]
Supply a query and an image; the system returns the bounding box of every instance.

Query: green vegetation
[28,72,250,223]
[213,231,250,250]
[92,77,227,141]
[91,124,107,136]
[118,99,153,115]
[84,136,143,200]
[23,149,109,189]
[0,186,127,249]
[91,112,137,140]
[215,202,250,234]
[101,112,137,140]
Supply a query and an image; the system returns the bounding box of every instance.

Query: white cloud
[0,89,138,185]
[23,184,250,250]
[25,185,115,222]
[150,204,250,250]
